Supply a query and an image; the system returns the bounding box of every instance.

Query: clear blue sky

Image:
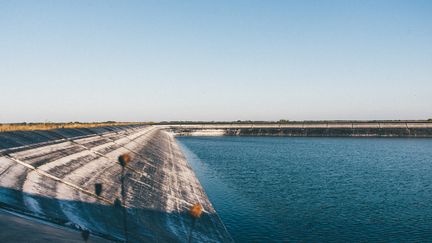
[1,0,431,122]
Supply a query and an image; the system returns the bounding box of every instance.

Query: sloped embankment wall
[0,126,232,242]
[169,123,432,137]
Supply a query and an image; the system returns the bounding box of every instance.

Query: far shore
[1,120,431,132]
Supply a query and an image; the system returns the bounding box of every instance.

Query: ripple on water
[178,137,432,242]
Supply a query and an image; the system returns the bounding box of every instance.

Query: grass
[0,122,149,132]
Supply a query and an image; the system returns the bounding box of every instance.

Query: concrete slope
[0,126,232,242]
[165,122,432,137]
[0,209,107,243]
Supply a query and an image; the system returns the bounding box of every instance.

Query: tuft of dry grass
[189,203,203,219]
[0,122,148,132]
[118,154,132,167]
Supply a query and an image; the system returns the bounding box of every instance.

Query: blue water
[177,136,432,242]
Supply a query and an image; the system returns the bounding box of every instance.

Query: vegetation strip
[0,122,149,132]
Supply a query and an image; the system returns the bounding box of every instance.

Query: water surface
[177,136,432,242]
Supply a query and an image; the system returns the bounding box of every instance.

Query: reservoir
[177,136,432,242]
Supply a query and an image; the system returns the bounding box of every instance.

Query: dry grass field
[0,122,148,132]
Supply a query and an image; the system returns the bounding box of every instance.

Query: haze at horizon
[1,0,431,122]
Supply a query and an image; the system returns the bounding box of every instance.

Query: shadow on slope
[0,187,231,243]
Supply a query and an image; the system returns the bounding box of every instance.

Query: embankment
[0,125,232,242]
[165,122,432,137]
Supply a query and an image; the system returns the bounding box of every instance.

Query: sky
[1,0,431,122]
